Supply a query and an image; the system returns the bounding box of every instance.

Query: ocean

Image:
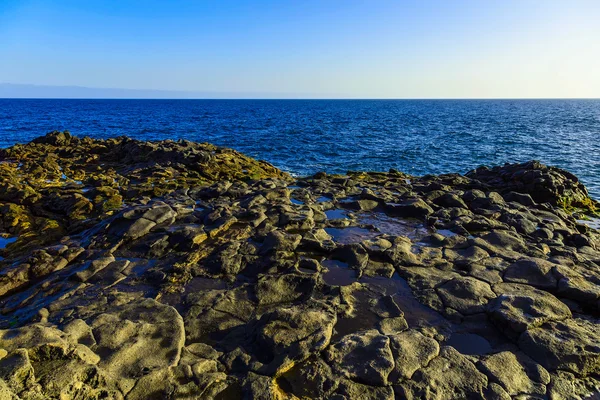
[0,98,598,198]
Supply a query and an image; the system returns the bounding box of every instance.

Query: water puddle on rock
[325,209,347,220]
[436,229,458,237]
[445,333,492,355]
[322,260,355,286]
[577,217,600,231]
[357,212,430,240]
[317,196,332,203]
[359,273,411,295]
[290,198,304,205]
[365,273,447,329]
[326,266,448,340]
[324,227,379,245]
[0,235,17,250]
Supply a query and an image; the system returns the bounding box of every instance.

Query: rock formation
[1,132,599,399]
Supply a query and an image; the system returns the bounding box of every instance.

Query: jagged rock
[277,357,336,399]
[326,329,394,386]
[32,130,72,146]
[0,324,66,351]
[503,191,536,206]
[478,351,549,396]
[332,243,369,269]
[72,256,116,282]
[185,286,254,345]
[547,370,600,399]
[124,217,156,240]
[63,318,96,347]
[519,318,600,376]
[386,198,434,219]
[504,258,559,290]
[204,241,244,276]
[554,265,600,305]
[384,236,419,266]
[260,231,302,254]
[141,203,177,224]
[255,273,316,306]
[482,230,527,252]
[399,346,493,399]
[334,379,395,400]
[0,324,120,398]
[242,371,280,399]
[437,276,496,315]
[388,330,439,381]
[377,316,408,334]
[253,304,336,373]
[488,284,571,335]
[467,160,595,211]
[433,193,468,209]
[0,349,35,394]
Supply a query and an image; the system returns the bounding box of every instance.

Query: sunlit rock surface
[1,132,600,399]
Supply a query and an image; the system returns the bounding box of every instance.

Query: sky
[1,0,599,98]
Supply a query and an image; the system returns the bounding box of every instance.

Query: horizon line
[1,97,599,101]
[1,84,598,101]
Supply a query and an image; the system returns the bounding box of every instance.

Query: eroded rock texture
[1,132,600,399]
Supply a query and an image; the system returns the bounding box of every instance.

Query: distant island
[0,83,335,99]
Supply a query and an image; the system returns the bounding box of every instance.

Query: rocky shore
[1,131,600,399]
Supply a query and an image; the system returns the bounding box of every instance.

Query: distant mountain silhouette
[0,83,326,99]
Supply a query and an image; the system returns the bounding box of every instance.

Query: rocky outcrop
[1,132,600,398]
[467,160,598,211]
[0,131,288,254]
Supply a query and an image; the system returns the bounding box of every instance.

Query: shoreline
[2,98,600,201]
[1,131,600,398]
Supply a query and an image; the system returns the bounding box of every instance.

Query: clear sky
[1,0,599,98]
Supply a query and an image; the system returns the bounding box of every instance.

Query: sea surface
[0,99,598,198]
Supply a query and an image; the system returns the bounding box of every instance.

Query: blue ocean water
[0,99,598,198]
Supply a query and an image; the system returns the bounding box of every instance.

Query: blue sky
[1,0,599,98]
